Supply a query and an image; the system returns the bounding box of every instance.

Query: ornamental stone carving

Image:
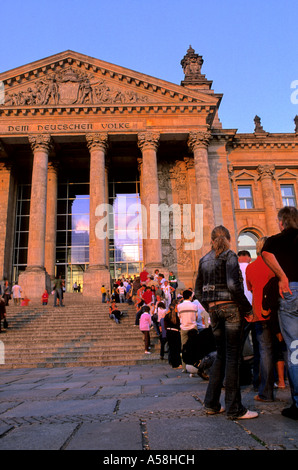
[85,132,109,152]
[181,46,204,79]
[254,115,266,133]
[28,134,53,152]
[188,130,212,151]
[2,67,149,107]
[137,131,160,151]
[257,164,275,180]
[294,115,298,133]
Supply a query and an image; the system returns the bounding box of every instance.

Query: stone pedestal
[83,265,111,298]
[19,267,51,299]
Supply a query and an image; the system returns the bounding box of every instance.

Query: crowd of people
[107,206,298,422]
[0,206,297,422]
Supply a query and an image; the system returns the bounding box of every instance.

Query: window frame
[237,184,254,209]
[280,183,296,207]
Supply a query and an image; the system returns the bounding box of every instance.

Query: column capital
[86,132,109,152]
[138,131,160,152]
[28,134,53,153]
[188,130,212,151]
[257,164,275,180]
[48,159,60,174]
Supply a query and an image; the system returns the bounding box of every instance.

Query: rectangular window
[238,185,254,209]
[281,184,296,207]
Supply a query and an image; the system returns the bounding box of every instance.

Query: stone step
[0,295,163,369]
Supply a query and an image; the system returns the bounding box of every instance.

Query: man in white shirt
[12,282,22,305]
[238,250,252,305]
[177,289,199,371]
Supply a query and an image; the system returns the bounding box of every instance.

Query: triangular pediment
[234,170,256,180]
[0,50,219,112]
[276,169,298,180]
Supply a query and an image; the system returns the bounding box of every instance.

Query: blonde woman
[195,226,258,420]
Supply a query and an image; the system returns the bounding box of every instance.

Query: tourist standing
[177,290,199,371]
[12,282,22,305]
[164,301,182,368]
[139,305,152,354]
[246,237,276,402]
[3,281,11,306]
[195,225,258,419]
[53,275,64,307]
[101,285,107,303]
[262,206,298,420]
[169,271,178,300]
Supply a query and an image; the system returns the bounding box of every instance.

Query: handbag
[3,318,8,328]
[151,313,158,322]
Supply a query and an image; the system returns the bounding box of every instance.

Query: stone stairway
[0,293,162,369]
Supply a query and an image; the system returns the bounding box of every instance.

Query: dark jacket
[195,249,252,315]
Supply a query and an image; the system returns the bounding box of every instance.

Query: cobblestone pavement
[0,363,297,452]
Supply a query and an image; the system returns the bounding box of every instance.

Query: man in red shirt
[142,286,153,306]
[246,237,275,402]
[140,269,149,285]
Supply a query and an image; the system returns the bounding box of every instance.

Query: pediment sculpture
[2,67,149,107]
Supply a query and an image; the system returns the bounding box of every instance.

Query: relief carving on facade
[158,160,192,271]
[2,67,149,107]
[257,164,276,180]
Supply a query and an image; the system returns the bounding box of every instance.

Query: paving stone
[65,420,142,450]
[0,398,117,418]
[146,416,265,450]
[0,423,78,450]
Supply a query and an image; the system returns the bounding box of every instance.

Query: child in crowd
[41,290,49,306]
[21,296,30,306]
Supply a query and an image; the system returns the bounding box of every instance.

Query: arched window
[237,231,259,260]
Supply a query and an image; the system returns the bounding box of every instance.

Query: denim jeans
[54,288,63,306]
[204,303,247,417]
[278,282,298,408]
[254,321,274,400]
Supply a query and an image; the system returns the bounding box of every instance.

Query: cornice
[229,133,298,149]
[0,103,216,117]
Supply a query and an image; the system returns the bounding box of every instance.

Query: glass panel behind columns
[108,180,143,281]
[56,181,90,292]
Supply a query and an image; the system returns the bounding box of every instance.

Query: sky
[0,0,297,133]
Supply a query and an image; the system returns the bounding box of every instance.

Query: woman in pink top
[139,305,152,354]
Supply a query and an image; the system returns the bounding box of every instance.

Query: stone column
[19,134,52,298]
[257,164,279,235]
[45,160,59,280]
[0,159,15,283]
[83,133,111,297]
[188,130,215,254]
[138,131,163,271]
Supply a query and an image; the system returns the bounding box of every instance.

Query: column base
[144,263,164,274]
[83,266,111,299]
[18,267,51,300]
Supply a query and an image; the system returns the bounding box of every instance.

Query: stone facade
[0,47,297,298]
